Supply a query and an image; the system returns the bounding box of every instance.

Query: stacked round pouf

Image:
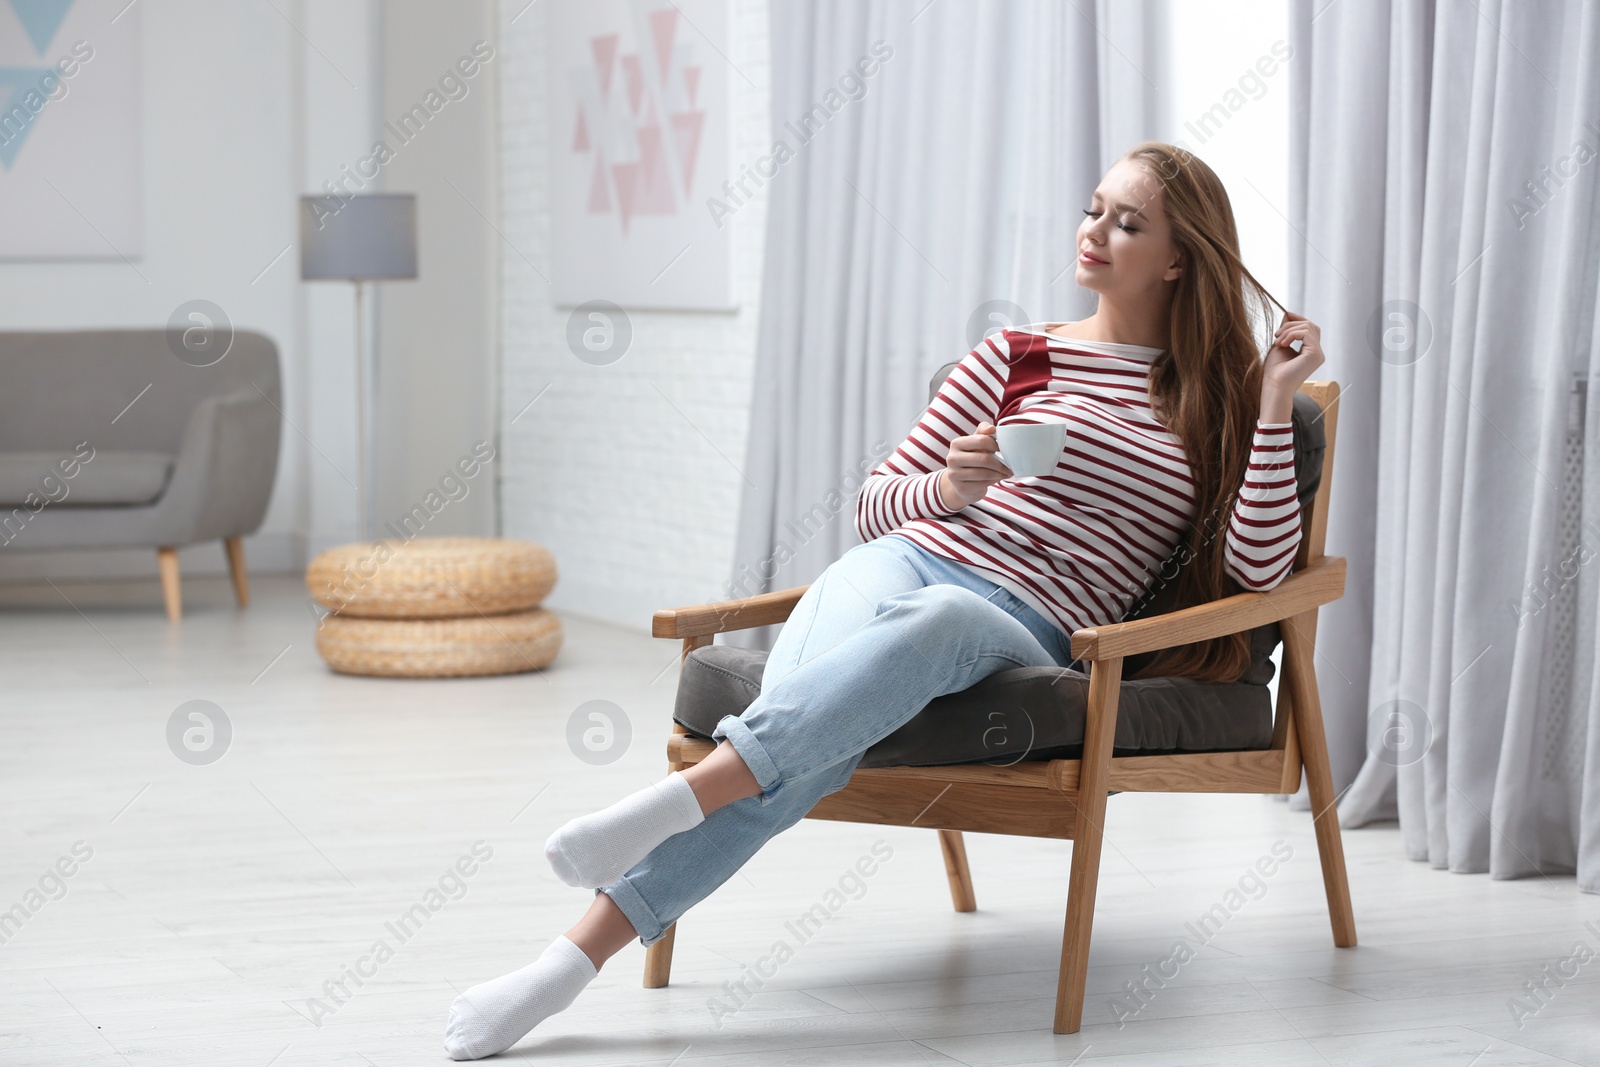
[306,536,561,678]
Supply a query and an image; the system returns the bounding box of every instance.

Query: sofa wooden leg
[157,547,181,622]
[643,922,676,988]
[938,830,977,912]
[224,537,250,607]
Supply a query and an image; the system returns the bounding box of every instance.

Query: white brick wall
[497,1,771,637]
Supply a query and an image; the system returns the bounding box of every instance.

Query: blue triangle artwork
[10,0,74,53]
[1,0,77,170]
[0,69,50,168]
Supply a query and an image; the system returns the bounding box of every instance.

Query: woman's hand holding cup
[938,422,1014,510]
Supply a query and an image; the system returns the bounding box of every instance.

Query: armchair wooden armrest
[652,584,812,639]
[1069,555,1346,663]
[651,554,1346,650]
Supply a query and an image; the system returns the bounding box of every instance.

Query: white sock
[543,771,706,889]
[443,934,598,1060]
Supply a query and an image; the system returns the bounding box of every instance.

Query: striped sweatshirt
[853,323,1301,639]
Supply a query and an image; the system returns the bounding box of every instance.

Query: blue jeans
[598,533,1081,945]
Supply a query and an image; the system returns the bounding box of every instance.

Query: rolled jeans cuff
[710,712,782,804]
[597,878,668,946]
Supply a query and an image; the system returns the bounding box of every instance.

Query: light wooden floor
[1,574,1597,1066]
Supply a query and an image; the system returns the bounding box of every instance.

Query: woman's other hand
[1261,311,1326,421]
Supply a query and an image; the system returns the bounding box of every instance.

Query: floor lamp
[299,193,418,541]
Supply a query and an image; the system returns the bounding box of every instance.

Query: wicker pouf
[314,608,562,678]
[306,536,562,678]
[306,536,556,618]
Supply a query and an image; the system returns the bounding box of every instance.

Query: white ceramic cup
[993,422,1066,478]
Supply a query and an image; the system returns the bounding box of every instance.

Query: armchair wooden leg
[645,708,697,990]
[938,830,976,912]
[643,923,677,988]
[1054,656,1122,1035]
[157,547,181,622]
[224,536,250,607]
[1283,611,1357,948]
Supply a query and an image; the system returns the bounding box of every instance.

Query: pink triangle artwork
[569,4,708,237]
[551,0,734,311]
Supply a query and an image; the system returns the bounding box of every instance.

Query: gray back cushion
[670,369,1325,766]
[0,329,281,455]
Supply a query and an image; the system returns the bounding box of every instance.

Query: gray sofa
[0,329,282,620]
[672,368,1325,765]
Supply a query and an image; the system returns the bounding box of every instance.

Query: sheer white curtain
[726,0,1161,652]
[1289,0,1600,891]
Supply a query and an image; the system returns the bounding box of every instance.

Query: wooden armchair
[642,380,1351,1034]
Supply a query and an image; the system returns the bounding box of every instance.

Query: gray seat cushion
[0,451,175,507]
[673,391,1325,768]
[672,644,1275,767]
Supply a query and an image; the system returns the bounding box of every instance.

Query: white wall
[0,0,499,590]
[372,0,499,544]
[497,0,772,635]
[0,0,381,584]
[0,0,330,583]
[299,1,383,562]
[497,1,1289,638]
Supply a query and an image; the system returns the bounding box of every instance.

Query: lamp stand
[354,278,369,542]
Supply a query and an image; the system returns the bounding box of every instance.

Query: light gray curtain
[1289,0,1600,892]
[726,0,1162,652]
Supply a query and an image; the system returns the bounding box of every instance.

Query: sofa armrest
[153,384,282,545]
[653,584,812,639]
[1069,556,1347,663]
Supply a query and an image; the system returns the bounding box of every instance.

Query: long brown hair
[1114,141,1290,684]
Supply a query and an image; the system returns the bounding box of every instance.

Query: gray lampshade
[299,193,418,280]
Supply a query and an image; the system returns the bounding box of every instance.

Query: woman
[443,140,1327,1059]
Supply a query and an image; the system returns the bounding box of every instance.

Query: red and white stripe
[853,327,1301,637]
